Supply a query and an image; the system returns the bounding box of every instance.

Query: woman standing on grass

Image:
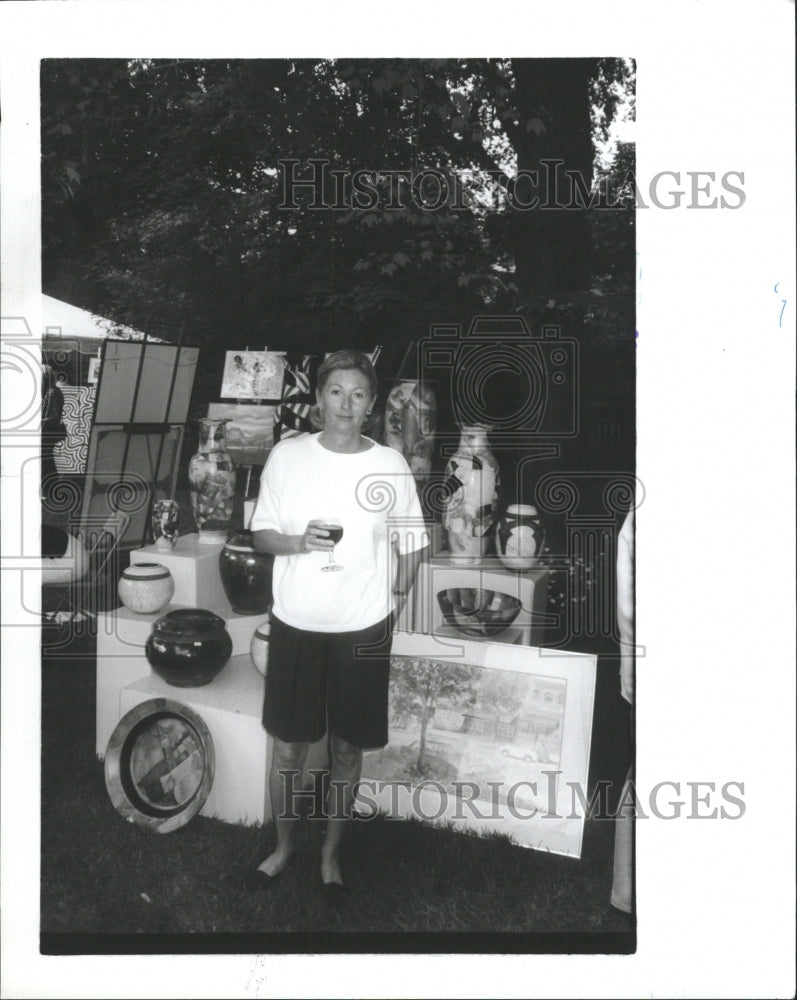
[248,349,427,903]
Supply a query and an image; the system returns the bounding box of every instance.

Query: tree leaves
[41,56,634,358]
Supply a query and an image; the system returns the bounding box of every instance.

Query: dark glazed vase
[145,609,233,688]
[218,530,273,616]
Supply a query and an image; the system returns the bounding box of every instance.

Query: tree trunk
[510,58,595,306]
[416,702,431,770]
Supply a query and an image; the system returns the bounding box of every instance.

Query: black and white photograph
[31,48,638,952]
[1,2,794,999]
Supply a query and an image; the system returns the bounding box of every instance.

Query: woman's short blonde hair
[316,349,378,401]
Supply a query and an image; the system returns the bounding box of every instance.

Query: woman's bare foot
[257,847,294,878]
[320,854,344,887]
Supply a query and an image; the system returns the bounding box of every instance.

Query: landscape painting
[206,402,276,466]
[358,633,597,858]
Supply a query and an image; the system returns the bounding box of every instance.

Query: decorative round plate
[104,698,215,834]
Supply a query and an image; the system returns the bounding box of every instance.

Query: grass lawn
[40,627,634,955]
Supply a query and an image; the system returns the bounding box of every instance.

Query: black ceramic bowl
[145,608,232,687]
[437,588,521,638]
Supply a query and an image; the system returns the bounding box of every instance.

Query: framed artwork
[220,351,285,400]
[79,339,198,548]
[357,632,597,859]
[53,385,96,474]
[80,425,185,548]
[206,402,276,466]
[94,341,198,424]
[87,357,101,384]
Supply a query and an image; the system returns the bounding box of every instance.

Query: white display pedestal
[98,532,550,828]
[129,533,230,611]
[95,603,266,758]
[120,654,268,825]
[409,554,550,645]
[95,600,327,826]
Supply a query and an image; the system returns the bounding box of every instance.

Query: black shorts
[263,614,394,750]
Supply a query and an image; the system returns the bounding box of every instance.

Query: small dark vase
[218,530,273,616]
[145,609,233,688]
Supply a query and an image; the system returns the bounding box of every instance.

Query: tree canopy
[42,57,635,359]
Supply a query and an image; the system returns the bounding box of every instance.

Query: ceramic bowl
[437,588,521,637]
[145,608,232,687]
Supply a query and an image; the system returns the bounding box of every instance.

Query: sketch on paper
[220,351,285,400]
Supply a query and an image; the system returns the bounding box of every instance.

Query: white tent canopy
[42,294,168,345]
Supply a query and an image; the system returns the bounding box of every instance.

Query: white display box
[409,555,550,645]
[95,603,269,758]
[97,603,329,826]
[120,654,270,826]
[129,532,231,611]
[119,655,329,826]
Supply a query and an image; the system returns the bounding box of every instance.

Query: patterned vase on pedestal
[441,425,500,564]
[218,530,273,615]
[188,418,236,544]
[496,504,545,570]
[384,380,437,478]
[151,499,180,552]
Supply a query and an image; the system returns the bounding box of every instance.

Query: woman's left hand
[392,593,408,627]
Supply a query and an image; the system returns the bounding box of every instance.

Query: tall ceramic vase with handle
[188,418,236,545]
[442,425,500,564]
[384,380,436,479]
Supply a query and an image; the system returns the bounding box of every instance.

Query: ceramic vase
[218,529,273,616]
[441,424,500,564]
[118,562,175,615]
[496,504,545,570]
[151,499,180,552]
[145,609,232,688]
[249,617,271,677]
[188,418,236,544]
[384,380,437,478]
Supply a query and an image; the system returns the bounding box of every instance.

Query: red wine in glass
[320,520,343,572]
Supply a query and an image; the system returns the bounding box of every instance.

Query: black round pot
[218,530,273,616]
[145,609,233,688]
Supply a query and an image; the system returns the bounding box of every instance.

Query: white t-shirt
[250,433,427,632]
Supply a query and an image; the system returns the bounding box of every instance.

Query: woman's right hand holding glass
[299,520,336,554]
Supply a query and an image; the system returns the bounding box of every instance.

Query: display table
[129,533,230,610]
[95,601,328,825]
[118,654,326,826]
[95,602,264,755]
[95,537,546,829]
[409,554,551,645]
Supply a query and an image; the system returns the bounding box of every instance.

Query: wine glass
[319,519,344,572]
